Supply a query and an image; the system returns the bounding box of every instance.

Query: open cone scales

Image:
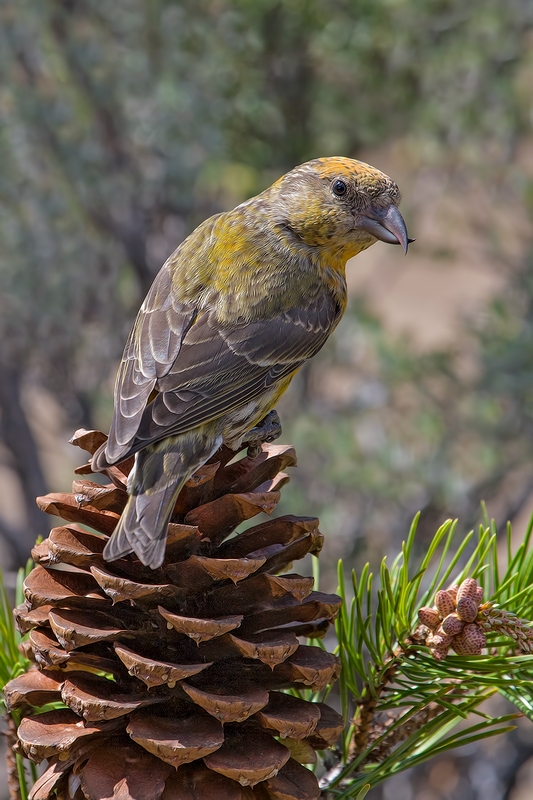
[5,429,343,800]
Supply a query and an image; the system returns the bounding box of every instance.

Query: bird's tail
[103,432,220,569]
[103,480,183,569]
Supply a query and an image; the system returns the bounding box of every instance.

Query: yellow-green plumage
[92,157,411,569]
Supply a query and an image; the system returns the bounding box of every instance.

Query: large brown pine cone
[5,430,343,800]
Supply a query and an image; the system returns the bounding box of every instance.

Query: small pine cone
[456,579,481,624]
[456,598,479,623]
[426,628,453,649]
[446,584,459,603]
[6,430,344,800]
[452,623,486,656]
[456,578,480,603]
[434,590,455,618]
[412,624,430,643]
[451,636,472,656]
[417,607,441,630]
[429,645,450,661]
[440,613,465,636]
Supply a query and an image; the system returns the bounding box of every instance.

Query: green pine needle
[321,513,533,797]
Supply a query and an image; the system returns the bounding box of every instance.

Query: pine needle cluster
[319,513,533,797]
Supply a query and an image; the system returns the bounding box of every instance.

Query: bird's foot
[245,410,282,458]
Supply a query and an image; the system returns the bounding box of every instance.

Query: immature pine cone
[417,578,486,660]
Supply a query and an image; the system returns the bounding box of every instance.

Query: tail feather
[102,432,221,569]
[91,438,116,472]
[103,470,188,569]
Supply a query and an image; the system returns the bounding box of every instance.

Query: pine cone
[5,430,343,800]
[417,578,486,659]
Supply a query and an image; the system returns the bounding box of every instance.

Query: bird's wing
[103,264,197,464]
[102,272,342,465]
[133,289,341,451]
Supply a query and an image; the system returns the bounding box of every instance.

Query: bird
[92,156,413,569]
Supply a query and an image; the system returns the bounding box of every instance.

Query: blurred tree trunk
[0,363,50,563]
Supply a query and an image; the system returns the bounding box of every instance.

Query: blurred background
[1,1,533,797]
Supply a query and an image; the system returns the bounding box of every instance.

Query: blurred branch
[0,363,49,560]
[5,8,154,297]
[49,1,127,167]
[0,516,33,567]
[88,205,152,296]
[260,2,315,167]
[47,1,155,294]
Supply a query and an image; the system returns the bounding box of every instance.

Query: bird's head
[268,156,413,261]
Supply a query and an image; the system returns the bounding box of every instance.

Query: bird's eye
[332,179,347,197]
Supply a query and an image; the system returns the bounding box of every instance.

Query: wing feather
[102,264,196,463]
[99,274,342,467]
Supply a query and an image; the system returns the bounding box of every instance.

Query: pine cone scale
[114,643,212,688]
[227,631,300,666]
[60,673,167,722]
[79,740,173,800]
[180,682,270,723]
[18,708,122,763]
[36,493,120,535]
[23,565,108,610]
[263,758,320,800]
[184,491,282,545]
[126,709,225,768]
[202,727,291,786]
[252,692,322,740]
[90,564,187,606]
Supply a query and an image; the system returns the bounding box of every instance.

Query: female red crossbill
[92,157,412,568]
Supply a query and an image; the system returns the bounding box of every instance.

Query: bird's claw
[245,410,282,458]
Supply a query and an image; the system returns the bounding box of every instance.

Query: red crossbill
[92,157,412,568]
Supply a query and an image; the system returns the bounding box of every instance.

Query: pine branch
[319,513,533,797]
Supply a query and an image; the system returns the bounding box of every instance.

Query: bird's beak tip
[358,204,412,256]
[403,237,416,255]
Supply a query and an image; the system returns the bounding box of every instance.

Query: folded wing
[96,266,341,468]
